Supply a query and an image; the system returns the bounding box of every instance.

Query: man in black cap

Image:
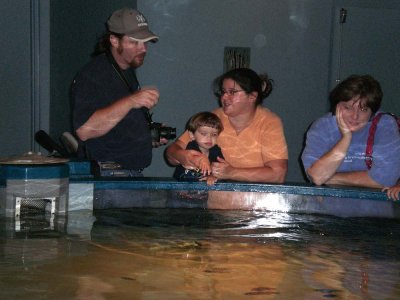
[71,8,164,177]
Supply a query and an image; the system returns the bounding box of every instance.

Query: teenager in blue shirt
[301,75,400,188]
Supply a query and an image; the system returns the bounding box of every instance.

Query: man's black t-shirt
[71,53,152,169]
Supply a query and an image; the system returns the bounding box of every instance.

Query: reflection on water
[1,209,400,299]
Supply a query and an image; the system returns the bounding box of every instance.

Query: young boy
[173,112,224,185]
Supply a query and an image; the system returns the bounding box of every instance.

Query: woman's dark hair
[186,112,223,134]
[91,31,124,57]
[330,74,383,114]
[213,68,273,105]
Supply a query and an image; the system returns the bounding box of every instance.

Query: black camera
[149,122,176,142]
[143,109,176,142]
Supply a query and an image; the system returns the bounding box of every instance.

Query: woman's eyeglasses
[215,89,245,97]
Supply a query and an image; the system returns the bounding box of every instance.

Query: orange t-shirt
[178,106,288,168]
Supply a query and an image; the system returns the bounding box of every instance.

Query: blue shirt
[301,112,400,186]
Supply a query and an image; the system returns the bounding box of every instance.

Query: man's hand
[130,87,159,110]
[152,137,169,148]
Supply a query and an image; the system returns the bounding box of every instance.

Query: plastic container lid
[0,152,69,165]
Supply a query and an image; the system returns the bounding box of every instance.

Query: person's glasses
[216,89,245,97]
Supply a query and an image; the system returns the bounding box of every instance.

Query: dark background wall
[0,0,46,155]
[137,0,400,181]
[1,0,398,183]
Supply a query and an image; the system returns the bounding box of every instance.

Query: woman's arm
[165,139,204,168]
[211,157,287,183]
[306,106,352,185]
[306,134,351,185]
[325,171,383,188]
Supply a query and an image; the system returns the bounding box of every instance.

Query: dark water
[1,209,400,299]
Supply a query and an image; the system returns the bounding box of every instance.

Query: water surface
[1,209,399,299]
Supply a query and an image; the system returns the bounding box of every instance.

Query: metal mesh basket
[14,196,57,232]
[15,197,56,217]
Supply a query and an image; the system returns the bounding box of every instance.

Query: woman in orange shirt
[166,68,288,183]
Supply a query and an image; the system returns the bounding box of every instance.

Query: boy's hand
[197,155,211,176]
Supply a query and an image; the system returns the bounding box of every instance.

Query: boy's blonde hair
[186,112,223,134]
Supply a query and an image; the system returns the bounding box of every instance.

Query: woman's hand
[336,104,352,137]
[382,186,400,201]
[206,175,218,185]
[180,150,205,170]
[211,157,232,179]
[199,174,219,185]
[166,140,204,168]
